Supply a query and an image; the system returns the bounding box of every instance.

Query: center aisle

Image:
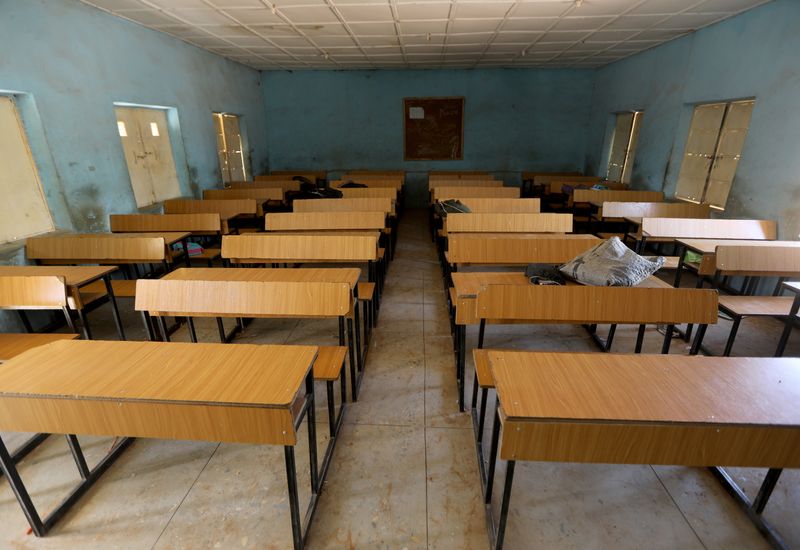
[306,208,487,548]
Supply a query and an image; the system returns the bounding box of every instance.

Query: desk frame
[0,368,323,550]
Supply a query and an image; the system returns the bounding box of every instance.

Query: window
[675,99,754,210]
[0,96,54,243]
[115,106,181,208]
[214,113,249,184]
[606,111,643,184]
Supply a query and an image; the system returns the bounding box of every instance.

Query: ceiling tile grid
[80,0,772,70]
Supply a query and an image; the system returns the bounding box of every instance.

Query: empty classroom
[1,0,800,549]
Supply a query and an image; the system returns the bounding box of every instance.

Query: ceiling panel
[80,0,773,70]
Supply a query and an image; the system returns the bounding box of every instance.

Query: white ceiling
[80,0,771,70]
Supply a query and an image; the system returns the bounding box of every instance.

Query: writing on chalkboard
[404,97,464,161]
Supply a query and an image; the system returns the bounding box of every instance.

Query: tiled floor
[1,209,798,549]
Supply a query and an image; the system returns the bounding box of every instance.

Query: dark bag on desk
[525,263,565,285]
[435,199,471,218]
[340,181,368,188]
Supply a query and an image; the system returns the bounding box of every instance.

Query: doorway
[213,112,249,184]
[116,106,181,207]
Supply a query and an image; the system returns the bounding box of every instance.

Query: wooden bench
[25,234,190,337]
[683,245,800,356]
[0,340,323,549]
[432,186,520,203]
[265,211,392,259]
[338,187,398,200]
[203,187,284,214]
[573,189,663,204]
[642,217,776,249]
[135,274,357,406]
[444,213,572,234]
[483,350,800,550]
[593,201,710,239]
[163,198,258,221]
[446,234,597,267]
[464,282,719,410]
[450,272,718,411]
[110,213,224,264]
[293,198,394,214]
[0,275,75,334]
[230,180,301,192]
[222,233,382,350]
[265,211,386,231]
[110,213,222,234]
[0,266,123,339]
[447,198,540,213]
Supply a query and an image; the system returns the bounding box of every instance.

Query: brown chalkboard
[403,97,464,161]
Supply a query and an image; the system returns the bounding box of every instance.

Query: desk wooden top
[451,271,669,298]
[163,267,360,288]
[43,232,190,244]
[0,340,317,445]
[677,239,800,255]
[490,350,800,466]
[0,266,117,287]
[452,272,528,298]
[0,333,79,362]
[491,350,800,424]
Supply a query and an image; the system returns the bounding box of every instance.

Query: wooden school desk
[673,239,800,287]
[0,340,323,550]
[483,350,800,550]
[0,333,79,469]
[26,232,192,269]
[450,273,718,410]
[0,266,124,340]
[143,267,365,399]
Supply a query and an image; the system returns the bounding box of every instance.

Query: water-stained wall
[586,0,800,239]
[0,0,268,235]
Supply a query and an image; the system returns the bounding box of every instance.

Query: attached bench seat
[81,279,138,299]
[313,345,347,382]
[695,295,797,357]
[313,345,348,446]
[356,281,377,358]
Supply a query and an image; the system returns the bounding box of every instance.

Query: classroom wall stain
[587,0,800,239]
[1,0,269,233]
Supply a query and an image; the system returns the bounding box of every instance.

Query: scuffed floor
[1,209,798,549]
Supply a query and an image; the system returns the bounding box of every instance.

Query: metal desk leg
[493,460,516,550]
[0,434,132,537]
[103,275,126,341]
[775,293,800,356]
[182,238,191,268]
[673,244,687,288]
[284,446,303,550]
[457,324,466,412]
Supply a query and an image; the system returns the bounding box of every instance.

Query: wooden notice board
[404,97,464,161]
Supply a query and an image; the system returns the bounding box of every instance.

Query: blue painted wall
[261,69,594,206]
[587,0,800,239]
[0,0,267,330]
[0,0,268,234]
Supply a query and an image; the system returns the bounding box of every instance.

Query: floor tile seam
[420,227,432,549]
[649,464,709,549]
[150,442,222,550]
